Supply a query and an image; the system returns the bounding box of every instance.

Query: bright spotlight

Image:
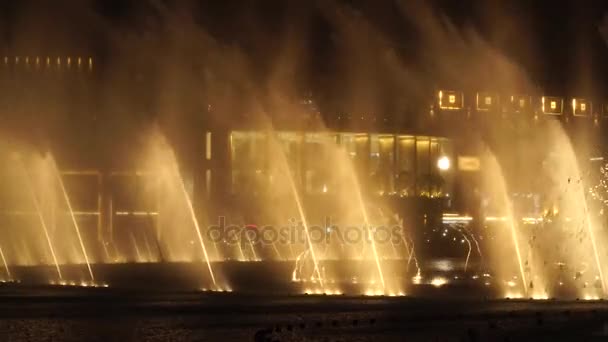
[437,156,450,171]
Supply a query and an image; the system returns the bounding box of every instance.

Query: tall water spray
[480,149,531,297]
[0,244,11,279]
[49,156,95,282]
[542,121,606,297]
[267,133,325,289]
[346,158,386,291]
[172,161,217,287]
[19,158,63,280]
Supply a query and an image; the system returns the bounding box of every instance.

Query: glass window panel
[275,132,302,187]
[429,138,441,197]
[416,137,431,196]
[437,138,454,198]
[396,135,415,196]
[304,133,333,194]
[340,133,369,186]
[230,131,267,195]
[370,134,395,194]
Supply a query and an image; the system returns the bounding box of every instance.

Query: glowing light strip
[72,211,100,216]
[2,56,93,69]
[485,216,508,222]
[61,170,100,176]
[110,170,155,176]
[442,215,473,223]
[115,211,159,216]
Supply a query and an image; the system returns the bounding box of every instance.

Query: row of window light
[2,56,93,70]
[437,90,602,118]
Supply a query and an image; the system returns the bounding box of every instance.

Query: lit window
[581,103,586,111]
[519,99,525,108]
[439,90,462,110]
[484,97,492,105]
[550,101,557,110]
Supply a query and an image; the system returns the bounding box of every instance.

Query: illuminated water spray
[172,163,217,286]
[0,244,10,279]
[582,200,605,295]
[503,187,527,294]
[19,160,62,280]
[347,160,385,290]
[446,224,472,272]
[129,230,143,262]
[406,240,421,275]
[244,228,259,261]
[286,166,324,287]
[396,216,420,273]
[50,157,94,281]
[550,121,606,297]
[292,249,308,282]
[567,161,605,295]
[461,226,483,263]
[377,209,400,259]
[235,234,246,261]
[270,240,283,260]
[591,163,608,293]
[142,229,155,262]
[487,152,527,295]
[268,136,324,288]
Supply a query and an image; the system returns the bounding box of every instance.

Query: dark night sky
[97,0,608,96]
[2,0,608,97]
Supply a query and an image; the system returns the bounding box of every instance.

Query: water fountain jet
[483,150,528,296]
[172,163,217,287]
[543,121,606,297]
[0,244,11,279]
[129,231,143,262]
[268,135,325,289]
[348,161,385,291]
[19,159,62,280]
[50,157,95,281]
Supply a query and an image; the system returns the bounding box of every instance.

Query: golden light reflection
[430,277,448,287]
[531,294,549,300]
[505,292,523,299]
